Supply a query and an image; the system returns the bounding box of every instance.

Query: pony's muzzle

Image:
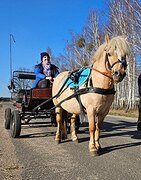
[113,71,126,82]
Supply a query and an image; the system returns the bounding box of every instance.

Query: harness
[33,55,127,118]
[32,66,115,114]
[66,67,116,118]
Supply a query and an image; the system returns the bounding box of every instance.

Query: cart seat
[21,88,53,111]
[31,88,52,99]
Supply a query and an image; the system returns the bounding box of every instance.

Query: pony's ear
[105,34,110,44]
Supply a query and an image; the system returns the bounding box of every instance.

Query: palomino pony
[52,35,129,156]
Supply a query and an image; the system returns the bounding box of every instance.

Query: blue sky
[0,0,105,97]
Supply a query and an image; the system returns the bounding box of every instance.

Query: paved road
[1,102,141,180]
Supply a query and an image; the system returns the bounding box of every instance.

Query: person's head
[40,52,50,65]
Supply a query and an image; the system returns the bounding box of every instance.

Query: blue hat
[40,52,50,61]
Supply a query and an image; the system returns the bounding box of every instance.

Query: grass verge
[109,109,138,118]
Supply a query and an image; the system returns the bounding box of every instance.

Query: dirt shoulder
[0,106,23,180]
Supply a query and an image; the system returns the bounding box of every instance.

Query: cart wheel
[10,110,21,138]
[5,108,11,129]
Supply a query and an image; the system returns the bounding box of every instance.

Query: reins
[33,86,116,113]
[33,66,115,113]
[33,68,85,112]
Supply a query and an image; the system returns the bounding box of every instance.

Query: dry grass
[109,108,138,118]
[0,103,3,109]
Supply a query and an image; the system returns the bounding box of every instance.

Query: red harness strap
[90,67,113,80]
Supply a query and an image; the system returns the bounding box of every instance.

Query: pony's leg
[87,107,98,156]
[95,116,104,151]
[55,107,62,143]
[95,121,102,151]
[95,112,109,151]
[61,110,68,140]
[71,114,78,142]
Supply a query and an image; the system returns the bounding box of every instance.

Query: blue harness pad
[65,68,91,88]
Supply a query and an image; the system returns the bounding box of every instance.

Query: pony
[137,74,141,130]
[52,34,129,156]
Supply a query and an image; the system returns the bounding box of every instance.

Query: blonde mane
[92,36,129,62]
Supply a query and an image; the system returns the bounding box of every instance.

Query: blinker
[120,59,127,69]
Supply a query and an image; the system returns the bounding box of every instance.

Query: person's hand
[46,76,52,80]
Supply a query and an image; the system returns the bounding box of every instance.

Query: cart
[5,70,80,138]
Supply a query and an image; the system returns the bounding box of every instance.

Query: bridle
[91,52,127,80]
[105,53,127,71]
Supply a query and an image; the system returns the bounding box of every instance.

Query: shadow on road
[100,141,141,155]
[18,118,141,149]
[19,121,56,138]
[22,121,53,129]
[20,131,56,138]
[101,120,141,140]
[78,119,141,155]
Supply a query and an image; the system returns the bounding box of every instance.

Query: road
[0,102,141,180]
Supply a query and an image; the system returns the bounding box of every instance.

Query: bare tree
[54,0,141,111]
[106,0,140,110]
[61,10,102,69]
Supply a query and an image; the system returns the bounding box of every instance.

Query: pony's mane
[92,36,129,62]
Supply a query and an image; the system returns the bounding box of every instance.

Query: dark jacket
[32,63,59,88]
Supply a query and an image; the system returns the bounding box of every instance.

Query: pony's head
[93,35,129,83]
[104,35,129,82]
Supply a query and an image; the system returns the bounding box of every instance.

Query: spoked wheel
[10,110,21,138]
[5,108,11,129]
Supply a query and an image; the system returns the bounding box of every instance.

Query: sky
[0,0,105,97]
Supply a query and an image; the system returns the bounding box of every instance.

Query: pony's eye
[107,53,111,56]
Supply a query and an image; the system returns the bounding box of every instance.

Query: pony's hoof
[90,151,99,157]
[61,135,67,140]
[97,146,102,152]
[73,139,79,143]
[56,139,61,144]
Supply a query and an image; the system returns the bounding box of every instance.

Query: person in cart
[33,52,59,88]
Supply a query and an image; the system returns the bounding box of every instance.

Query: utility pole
[9,34,15,99]
[10,34,15,81]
